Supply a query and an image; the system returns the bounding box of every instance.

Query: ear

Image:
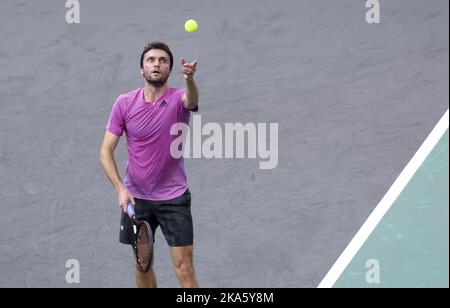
[140,68,144,75]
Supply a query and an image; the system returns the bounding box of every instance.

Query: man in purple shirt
[100,42,199,288]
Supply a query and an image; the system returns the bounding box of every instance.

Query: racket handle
[127,202,135,219]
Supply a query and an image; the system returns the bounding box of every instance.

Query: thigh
[155,190,193,247]
[134,198,160,242]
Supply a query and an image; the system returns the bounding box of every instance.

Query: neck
[143,82,168,102]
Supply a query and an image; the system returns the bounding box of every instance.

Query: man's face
[141,49,171,86]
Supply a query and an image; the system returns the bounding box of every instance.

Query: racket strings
[136,224,152,270]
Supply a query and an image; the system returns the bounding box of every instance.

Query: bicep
[101,131,121,152]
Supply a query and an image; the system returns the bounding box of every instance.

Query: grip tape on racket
[127,202,135,219]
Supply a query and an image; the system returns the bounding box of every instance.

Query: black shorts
[119,189,193,247]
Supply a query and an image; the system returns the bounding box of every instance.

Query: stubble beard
[144,71,169,87]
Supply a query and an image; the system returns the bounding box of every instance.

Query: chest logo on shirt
[159,100,168,108]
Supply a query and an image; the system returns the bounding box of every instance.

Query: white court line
[318,109,449,288]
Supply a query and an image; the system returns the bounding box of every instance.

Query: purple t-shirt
[106,87,198,201]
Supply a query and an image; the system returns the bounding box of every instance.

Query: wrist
[115,183,126,193]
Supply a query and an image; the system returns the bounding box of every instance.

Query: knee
[175,260,194,280]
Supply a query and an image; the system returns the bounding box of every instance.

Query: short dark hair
[140,41,173,71]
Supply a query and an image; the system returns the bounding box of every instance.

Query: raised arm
[180,58,199,110]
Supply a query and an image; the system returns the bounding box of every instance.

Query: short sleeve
[106,95,126,136]
[177,88,199,113]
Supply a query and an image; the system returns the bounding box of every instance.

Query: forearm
[99,149,125,193]
[185,78,199,109]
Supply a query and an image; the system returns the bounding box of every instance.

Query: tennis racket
[127,202,154,273]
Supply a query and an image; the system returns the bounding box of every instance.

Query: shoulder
[119,88,142,103]
[114,88,142,110]
[168,88,186,107]
[168,87,185,99]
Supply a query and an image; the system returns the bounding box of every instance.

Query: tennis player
[100,41,199,288]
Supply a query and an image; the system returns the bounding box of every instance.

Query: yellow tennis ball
[184,19,198,33]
